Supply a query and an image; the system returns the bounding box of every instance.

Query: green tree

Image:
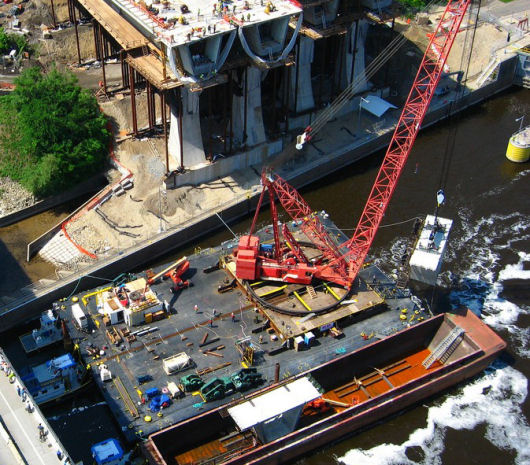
[397,0,431,18]
[0,27,29,55]
[0,67,110,196]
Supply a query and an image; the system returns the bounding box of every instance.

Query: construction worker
[209,319,213,328]
[231,312,235,322]
[194,304,199,313]
[38,423,45,440]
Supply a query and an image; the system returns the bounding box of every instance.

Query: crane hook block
[296,127,312,150]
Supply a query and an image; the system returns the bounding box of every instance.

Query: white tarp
[228,377,320,431]
[360,95,397,117]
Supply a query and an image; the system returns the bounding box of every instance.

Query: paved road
[0,366,68,465]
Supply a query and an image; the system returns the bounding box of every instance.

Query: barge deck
[58,214,427,441]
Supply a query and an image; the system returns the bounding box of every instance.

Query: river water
[2,87,529,465]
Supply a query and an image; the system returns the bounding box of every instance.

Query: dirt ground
[63,73,260,258]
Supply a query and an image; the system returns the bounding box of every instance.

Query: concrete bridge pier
[168,88,206,169]
[231,66,266,149]
[336,20,369,93]
[166,32,236,169]
[289,36,315,113]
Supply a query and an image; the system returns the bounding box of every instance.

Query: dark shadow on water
[448,277,492,316]
[0,238,32,295]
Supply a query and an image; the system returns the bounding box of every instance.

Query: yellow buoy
[506,125,530,163]
[72,296,79,302]
[144,415,152,422]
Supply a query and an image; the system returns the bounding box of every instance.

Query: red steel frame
[331,0,472,284]
[239,0,471,288]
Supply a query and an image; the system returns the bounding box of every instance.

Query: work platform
[55,215,428,441]
[0,350,73,465]
[78,0,149,50]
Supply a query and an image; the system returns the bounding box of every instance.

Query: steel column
[92,19,99,61]
[129,65,138,135]
[147,82,154,129]
[72,2,81,65]
[162,91,169,173]
[50,0,57,28]
[99,24,107,92]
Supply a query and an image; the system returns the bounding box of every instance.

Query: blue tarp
[149,394,171,412]
[91,438,124,465]
[145,387,160,399]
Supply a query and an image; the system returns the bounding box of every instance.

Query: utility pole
[358,97,369,132]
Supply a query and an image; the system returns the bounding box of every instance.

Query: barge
[144,309,506,465]
[48,207,506,464]
[59,212,431,441]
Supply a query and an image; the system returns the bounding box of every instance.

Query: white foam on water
[48,401,107,420]
[447,215,530,358]
[340,203,530,464]
[499,251,530,281]
[338,364,530,465]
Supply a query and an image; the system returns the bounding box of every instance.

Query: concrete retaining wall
[166,140,283,188]
[26,188,108,261]
[0,56,517,334]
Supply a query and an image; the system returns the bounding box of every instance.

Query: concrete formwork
[304,0,340,27]
[231,66,267,148]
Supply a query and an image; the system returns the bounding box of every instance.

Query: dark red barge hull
[145,309,506,465]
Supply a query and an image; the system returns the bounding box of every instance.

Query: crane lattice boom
[235,0,472,289]
[324,0,472,283]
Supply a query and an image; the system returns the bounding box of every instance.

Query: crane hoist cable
[290,0,440,151]
[438,0,481,194]
[270,1,440,168]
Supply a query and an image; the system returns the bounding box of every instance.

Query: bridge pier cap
[106,0,302,79]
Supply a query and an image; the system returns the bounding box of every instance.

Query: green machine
[180,374,204,392]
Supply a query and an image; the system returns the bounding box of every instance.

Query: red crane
[235,0,472,289]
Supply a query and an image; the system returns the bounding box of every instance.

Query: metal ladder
[306,285,317,300]
[422,326,465,369]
